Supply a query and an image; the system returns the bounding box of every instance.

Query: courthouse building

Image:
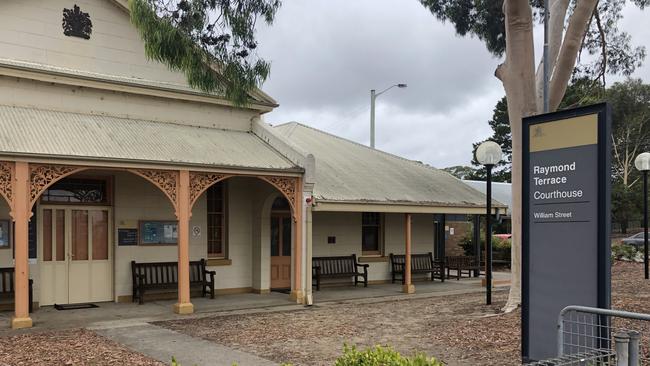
[0,0,503,329]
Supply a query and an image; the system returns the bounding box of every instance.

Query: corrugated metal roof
[0,105,297,171]
[274,122,503,208]
[463,180,512,211]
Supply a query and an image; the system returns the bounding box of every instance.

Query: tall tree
[419,0,647,311]
[470,97,512,182]
[608,79,650,232]
[130,0,281,106]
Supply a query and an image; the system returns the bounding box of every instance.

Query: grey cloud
[258,0,650,168]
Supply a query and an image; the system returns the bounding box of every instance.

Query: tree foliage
[419,0,647,83]
[457,78,650,232]
[130,0,281,106]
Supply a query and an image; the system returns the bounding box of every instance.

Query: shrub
[459,234,511,263]
[334,345,443,366]
[611,244,638,261]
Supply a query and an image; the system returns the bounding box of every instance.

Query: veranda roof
[0,105,298,171]
[274,122,506,213]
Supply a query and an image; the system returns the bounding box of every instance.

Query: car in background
[494,234,512,240]
[622,232,647,250]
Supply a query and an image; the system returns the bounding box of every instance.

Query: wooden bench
[312,254,368,291]
[131,259,215,304]
[389,252,445,284]
[0,267,33,313]
[445,256,481,280]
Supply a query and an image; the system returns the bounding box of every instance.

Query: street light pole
[475,140,503,305]
[486,163,494,305]
[370,89,376,148]
[369,83,407,149]
[643,170,650,280]
[634,152,650,279]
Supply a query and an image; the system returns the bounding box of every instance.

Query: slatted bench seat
[389,252,444,284]
[446,255,481,280]
[131,259,215,304]
[0,267,33,313]
[312,254,368,291]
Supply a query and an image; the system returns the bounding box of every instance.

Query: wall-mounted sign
[117,228,138,246]
[139,221,178,245]
[192,225,201,238]
[522,103,611,361]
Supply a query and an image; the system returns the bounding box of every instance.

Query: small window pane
[361,212,381,253]
[362,227,379,252]
[282,217,291,256]
[271,217,280,256]
[92,211,108,260]
[55,210,65,261]
[207,182,227,258]
[42,178,108,204]
[42,209,52,262]
[71,210,88,261]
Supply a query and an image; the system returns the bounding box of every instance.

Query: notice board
[522,103,611,361]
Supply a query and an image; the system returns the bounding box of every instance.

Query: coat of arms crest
[62,5,92,40]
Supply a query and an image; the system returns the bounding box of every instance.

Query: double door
[39,206,113,305]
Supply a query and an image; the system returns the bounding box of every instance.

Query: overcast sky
[256,1,650,169]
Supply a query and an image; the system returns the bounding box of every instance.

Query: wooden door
[270,214,292,289]
[39,206,113,305]
[39,208,68,305]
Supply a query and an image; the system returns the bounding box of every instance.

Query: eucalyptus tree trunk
[498,0,598,312]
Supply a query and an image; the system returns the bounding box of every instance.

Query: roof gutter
[311,200,506,215]
[0,152,304,176]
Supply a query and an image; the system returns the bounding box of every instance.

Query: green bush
[459,234,511,262]
[334,345,442,366]
[611,244,637,261]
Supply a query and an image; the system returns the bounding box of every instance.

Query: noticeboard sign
[522,103,611,361]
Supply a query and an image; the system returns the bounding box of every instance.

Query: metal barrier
[526,305,650,365]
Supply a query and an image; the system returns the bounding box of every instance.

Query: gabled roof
[273,122,505,210]
[0,105,298,171]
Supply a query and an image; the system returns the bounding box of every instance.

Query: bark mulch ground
[158,290,515,366]
[1,262,646,365]
[0,328,164,366]
[158,262,650,366]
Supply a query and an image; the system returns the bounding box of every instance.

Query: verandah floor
[0,271,510,333]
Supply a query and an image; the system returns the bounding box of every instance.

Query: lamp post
[635,152,650,279]
[475,141,503,305]
[370,83,407,148]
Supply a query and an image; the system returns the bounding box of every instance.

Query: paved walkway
[93,322,278,366]
[0,272,511,333]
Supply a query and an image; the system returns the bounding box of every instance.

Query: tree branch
[535,0,570,112]
[548,0,599,111]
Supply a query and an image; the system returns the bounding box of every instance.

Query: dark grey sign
[118,228,138,246]
[522,104,611,362]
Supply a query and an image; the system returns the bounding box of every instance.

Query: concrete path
[93,322,278,366]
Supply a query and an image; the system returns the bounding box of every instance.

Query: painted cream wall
[0,0,188,87]
[312,212,435,282]
[113,174,272,298]
[0,75,258,131]
[0,0,261,130]
[0,173,289,305]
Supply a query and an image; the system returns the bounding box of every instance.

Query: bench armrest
[356,263,369,269]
